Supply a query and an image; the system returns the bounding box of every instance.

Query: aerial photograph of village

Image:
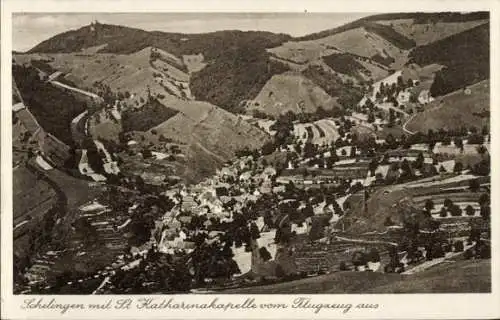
[11,12,490,294]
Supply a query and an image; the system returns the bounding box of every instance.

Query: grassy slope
[225,259,490,293]
[281,12,488,76]
[366,259,490,293]
[341,187,414,234]
[249,72,342,116]
[150,100,270,156]
[132,100,271,182]
[291,27,407,69]
[15,48,183,106]
[406,80,489,133]
[13,166,57,222]
[225,271,402,294]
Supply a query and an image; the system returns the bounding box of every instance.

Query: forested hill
[293,11,489,41]
[409,22,489,97]
[28,23,291,58]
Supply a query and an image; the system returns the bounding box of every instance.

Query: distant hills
[13,11,490,181]
[23,12,489,113]
[409,23,489,97]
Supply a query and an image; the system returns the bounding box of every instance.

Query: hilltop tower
[90,20,99,32]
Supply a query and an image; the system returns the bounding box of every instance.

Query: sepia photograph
[7,8,493,298]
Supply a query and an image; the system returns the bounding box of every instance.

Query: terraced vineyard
[21,200,136,293]
[293,240,390,275]
[293,118,340,144]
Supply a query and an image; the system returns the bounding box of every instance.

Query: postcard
[1,0,499,319]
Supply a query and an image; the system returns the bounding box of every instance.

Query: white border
[2,1,500,319]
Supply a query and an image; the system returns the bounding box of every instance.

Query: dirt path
[70,110,88,147]
[50,80,101,100]
[402,113,416,135]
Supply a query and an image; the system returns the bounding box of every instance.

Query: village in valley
[12,12,490,294]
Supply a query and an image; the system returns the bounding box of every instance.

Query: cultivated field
[292,118,340,144]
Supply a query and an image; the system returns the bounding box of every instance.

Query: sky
[12,12,370,52]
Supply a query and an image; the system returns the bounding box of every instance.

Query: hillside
[14,47,189,106]
[224,258,490,293]
[340,187,417,234]
[190,46,289,112]
[408,23,489,97]
[12,64,88,146]
[405,80,489,133]
[270,26,409,72]
[27,23,292,112]
[246,72,343,117]
[294,12,489,41]
[127,100,271,182]
[267,12,488,89]
[322,53,370,80]
[302,65,365,109]
[121,98,178,132]
[379,18,488,46]
[23,13,490,115]
[28,23,290,61]
[150,100,270,159]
